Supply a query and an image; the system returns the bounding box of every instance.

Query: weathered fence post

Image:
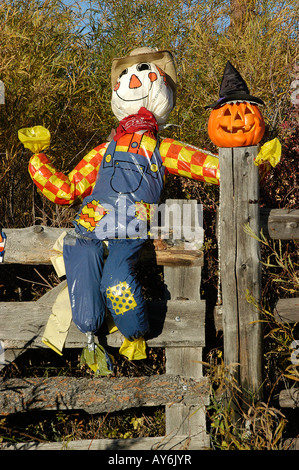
[219,145,263,400]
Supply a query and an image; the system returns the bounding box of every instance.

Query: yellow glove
[18,125,50,153]
[119,337,147,360]
[80,344,114,376]
[255,138,281,168]
[42,283,72,355]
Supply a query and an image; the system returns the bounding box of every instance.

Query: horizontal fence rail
[0,199,210,451]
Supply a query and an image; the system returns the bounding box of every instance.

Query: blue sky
[61,0,97,32]
[62,0,94,11]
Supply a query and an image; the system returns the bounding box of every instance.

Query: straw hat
[111,47,177,98]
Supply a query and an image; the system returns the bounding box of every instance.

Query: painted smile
[115,90,150,102]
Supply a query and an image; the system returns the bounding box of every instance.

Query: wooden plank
[161,204,207,445]
[274,298,299,323]
[261,208,299,240]
[0,292,205,356]
[152,246,203,266]
[219,146,263,398]
[279,388,299,408]
[217,208,298,240]
[165,404,208,445]
[215,298,299,330]
[0,375,210,416]
[165,347,203,378]
[234,146,263,397]
[0,435,208,450]
[213,305,223,332]
[164,265,202,301]
[165,347,209,447]
[2,226,203,267]
[2,226,67,264]
[107,300,205,348]
[218,148,239,372]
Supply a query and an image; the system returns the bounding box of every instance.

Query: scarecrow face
[113,62,158,102]
[208,101,265,148]
[111,62,174,125]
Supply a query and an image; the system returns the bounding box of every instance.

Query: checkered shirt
[28,135,220,205]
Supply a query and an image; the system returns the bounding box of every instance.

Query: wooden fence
[0,146,298,450]
[216,147,298,400]
[0,199,210,450]
[215,146,299,448]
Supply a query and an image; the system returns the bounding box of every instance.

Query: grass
[0,345,166,444]
[1,407,166,445]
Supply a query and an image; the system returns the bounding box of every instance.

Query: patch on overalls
[106,281,137,315]
[75,199,108,232]
[135,199,155,222]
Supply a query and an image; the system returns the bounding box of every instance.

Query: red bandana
[114,107,158,141]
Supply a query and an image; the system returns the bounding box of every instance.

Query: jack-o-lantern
[205,61,265,148]
[208,101,265,148]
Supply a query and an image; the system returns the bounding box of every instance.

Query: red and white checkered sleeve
[28,143,108,205]
[159,138,220,185]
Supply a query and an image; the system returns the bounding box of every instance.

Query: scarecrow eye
[137,63,151,72]
[119,68,128,79]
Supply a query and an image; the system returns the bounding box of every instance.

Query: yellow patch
[135,200,155,222]
[106,281,137,315]
[76,199,107,232]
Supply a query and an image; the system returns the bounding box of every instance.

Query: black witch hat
[205,61,265,109]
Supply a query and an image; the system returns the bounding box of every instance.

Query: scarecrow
[18,50,277,373]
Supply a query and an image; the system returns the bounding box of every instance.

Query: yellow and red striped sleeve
[28,142,109,205]
[159,138,220,185]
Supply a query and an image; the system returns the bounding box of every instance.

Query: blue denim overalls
[63,134,165,339]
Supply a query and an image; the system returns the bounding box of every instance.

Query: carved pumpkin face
[208,102,265,147]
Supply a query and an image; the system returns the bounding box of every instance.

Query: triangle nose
[129,74,142,89]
